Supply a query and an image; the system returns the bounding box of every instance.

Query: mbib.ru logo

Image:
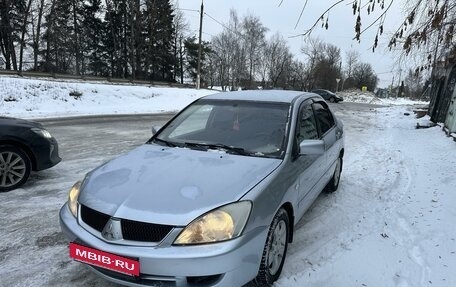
[69,242,140,276]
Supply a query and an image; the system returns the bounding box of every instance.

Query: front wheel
[0,145,32,192]
[253,208,289,286]
[326,157,342,193]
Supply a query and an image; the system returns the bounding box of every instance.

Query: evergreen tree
[82,0,107,76]
[184,37,211,85]
[144,0,175,81]
[103,0,126,78]
[42,0,84,74]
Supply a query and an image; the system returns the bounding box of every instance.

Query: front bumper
[59,204,268,287]
[32,137,61,171]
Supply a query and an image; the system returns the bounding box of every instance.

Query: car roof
[202,90,315,104]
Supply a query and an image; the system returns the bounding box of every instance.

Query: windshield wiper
[184,142,250,156]
[151,137,177,147]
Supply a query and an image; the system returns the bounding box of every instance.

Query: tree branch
[289,0,345,38]
[354,0,394,40]
[294,0,310,29]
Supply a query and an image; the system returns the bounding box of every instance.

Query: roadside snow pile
[416,115,437,129]
[0,76,215,119]
[339,90,383,104]
[339,90,429,106]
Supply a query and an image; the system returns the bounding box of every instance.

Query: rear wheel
[326,157,342,192]
[0,145,32,192]
[253,208,289,286]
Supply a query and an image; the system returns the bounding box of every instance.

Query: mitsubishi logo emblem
[101,218,123,241]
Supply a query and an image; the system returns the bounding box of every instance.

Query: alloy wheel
[267,220,287,276]
[0,151,27,188]
[333,158,341,187]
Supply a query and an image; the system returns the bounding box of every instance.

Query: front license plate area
[69,242,140,276]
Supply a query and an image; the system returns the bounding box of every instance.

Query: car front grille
[121,219,174,242]
[80,204,174,243]
[80,204,110,232]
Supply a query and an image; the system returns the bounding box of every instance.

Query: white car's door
[312,101,339,180]
[294,101,326,213]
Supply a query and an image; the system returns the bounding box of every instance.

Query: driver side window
[297,103,318,143]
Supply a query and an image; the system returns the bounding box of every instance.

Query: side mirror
[151,125,162,136]
[299,140,325,156]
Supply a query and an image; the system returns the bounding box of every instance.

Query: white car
[60,90,344,287]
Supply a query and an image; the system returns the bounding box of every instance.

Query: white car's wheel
[326,157,343,192]
[253,208,289,286]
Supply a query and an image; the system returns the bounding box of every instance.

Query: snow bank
[0,76,216,119]
[339,90,429,106]
[0,76,430,120]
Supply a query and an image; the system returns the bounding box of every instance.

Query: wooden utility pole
[196,0,204,89]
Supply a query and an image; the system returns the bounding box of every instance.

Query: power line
[376,70,394,75]
[203,12,245,38]
[177,8,200,13]
[203,12,231,32]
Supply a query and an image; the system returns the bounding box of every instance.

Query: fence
[0,69,193,88]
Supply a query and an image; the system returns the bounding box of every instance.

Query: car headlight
[31,128,53,139]
[68,181,82,217]
[174,201,252,245]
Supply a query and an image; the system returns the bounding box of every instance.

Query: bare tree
[19,0,33,71]
[228,10,247,90]
[0,0,19,70]
[352,62,378,91]
[241,14,268,89]
[289,0,456,73]
[212,32,232,90]
[301,38,325,90]
[404,68,424,98]
[263,33,291,88]
[345,50,360,78]
[286,59,307,91]
[390,0,456,73]
[30,0,46,70]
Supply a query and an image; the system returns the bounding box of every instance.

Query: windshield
[153,99,291,158]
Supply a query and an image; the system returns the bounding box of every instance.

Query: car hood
[79,144,282,226]
[0,116,43,128]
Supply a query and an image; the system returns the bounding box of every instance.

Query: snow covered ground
[339,90,429,106]
[1,76,454,287]
[276,107,456,287]
[0,76,216,119]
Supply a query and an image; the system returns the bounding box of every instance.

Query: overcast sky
[180,0,407,88]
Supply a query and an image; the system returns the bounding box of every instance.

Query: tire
[253,208,289,286]
[0,145,32,192]
[326,157,343,193]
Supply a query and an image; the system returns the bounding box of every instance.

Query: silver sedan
[59,90,344,287]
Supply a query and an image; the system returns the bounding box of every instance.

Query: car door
[312,101,338,182]
[294,101,326,214]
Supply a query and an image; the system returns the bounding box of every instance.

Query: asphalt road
[0,102,380,287]
[40,113,175,162]
[37,102,379,163]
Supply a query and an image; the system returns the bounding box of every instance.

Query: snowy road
[1,103,455,287]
